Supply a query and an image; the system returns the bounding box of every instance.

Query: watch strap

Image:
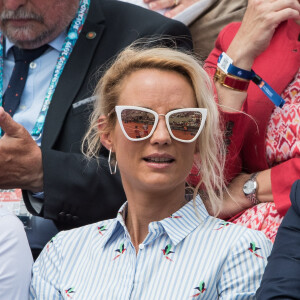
[244,172,260,205]
[214,68,250,92]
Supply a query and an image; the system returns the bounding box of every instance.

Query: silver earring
[108,149,118,175]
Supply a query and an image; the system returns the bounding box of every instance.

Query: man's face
[0,0,79,49]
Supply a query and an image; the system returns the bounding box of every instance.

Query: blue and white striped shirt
[30,196,272,299]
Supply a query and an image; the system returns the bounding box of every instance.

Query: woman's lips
[143,154,175,169]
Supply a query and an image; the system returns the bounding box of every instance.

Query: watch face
[243,180,257,195]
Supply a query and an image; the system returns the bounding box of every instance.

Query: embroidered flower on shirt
[97,225,107,235]
[46,236,56,252]
[65,287,75,298]
[162,244,174,262]
[248,242,264,259]
[113,243,126,260]
[191,281,206,297]
[168,214,182,219]
[214,221,231,230]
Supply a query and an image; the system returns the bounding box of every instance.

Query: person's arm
[144,0,216,19]
[219,157,300,219]
[0,108,43,192]
[218,228,272,299]
[256,179,300,299]
[39,149,126,228]
[219,170,272,219]
[0,100,126,228]
[0,11,193,229]
[210,0,300,113]
[203,0,300,219]
[0,211,33,300]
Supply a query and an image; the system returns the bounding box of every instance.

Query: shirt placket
[129,222,162,299]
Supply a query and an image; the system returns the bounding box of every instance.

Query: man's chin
[3,26,51,49]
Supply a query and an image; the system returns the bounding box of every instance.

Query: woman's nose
[149,116,172,145]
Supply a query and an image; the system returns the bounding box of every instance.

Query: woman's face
[106,69,198,194]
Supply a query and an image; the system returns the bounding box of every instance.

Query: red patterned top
[266,68,300,166]
[231,68,300,243]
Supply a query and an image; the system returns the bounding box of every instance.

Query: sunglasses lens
[120,109,155,139]
[169,111,202,141]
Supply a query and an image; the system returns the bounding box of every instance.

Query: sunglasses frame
[114,105,207,143]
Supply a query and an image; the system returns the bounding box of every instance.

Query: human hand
[227,0,300,69]
[0,107,43,192]
[218,170,272,219]
[144,0,199,18]
[216,173,254,219]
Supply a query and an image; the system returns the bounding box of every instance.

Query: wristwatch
[243,172,260,205]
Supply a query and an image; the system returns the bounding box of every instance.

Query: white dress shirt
[4,32,66,145]
[0,208,33,300]
[30,196,272,299]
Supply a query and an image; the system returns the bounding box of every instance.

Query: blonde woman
[30,46,271,299]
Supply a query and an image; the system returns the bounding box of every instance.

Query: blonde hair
[83,44,226,216]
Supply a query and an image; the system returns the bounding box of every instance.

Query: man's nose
[3,0,27,11]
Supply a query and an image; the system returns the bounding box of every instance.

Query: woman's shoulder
[204,215,272,251]
[53,217,116,245]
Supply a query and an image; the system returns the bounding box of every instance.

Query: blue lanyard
[218,52,285,108]
[0,0,90,138]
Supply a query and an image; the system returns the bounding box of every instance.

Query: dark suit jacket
[256,179,300,299]
[23,0,192,230]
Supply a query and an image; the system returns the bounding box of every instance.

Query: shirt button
[30,62,37,69]
[139,244,145,250]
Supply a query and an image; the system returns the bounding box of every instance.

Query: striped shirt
[30,196,272,299]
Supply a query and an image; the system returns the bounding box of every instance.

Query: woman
[30,46,271,299]
[197,0,300,242]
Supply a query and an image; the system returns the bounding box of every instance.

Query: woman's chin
[137,173,185,193]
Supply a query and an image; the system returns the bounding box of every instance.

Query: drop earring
[108,149,118,175]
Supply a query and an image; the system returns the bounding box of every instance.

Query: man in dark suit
[256,179,300,299]
[0,0,192,235]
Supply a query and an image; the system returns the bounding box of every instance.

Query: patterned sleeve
[218,229,272,300]
[30,232,64,300]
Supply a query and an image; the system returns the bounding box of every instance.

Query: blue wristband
[217,52,285,108]
[218,52,254,80]
[252,74,285,108]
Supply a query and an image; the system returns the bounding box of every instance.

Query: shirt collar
[96,202,128,249]
[4,30,67,57]
[97,195,209,248]
[159,195,209,246]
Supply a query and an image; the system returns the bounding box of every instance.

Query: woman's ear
[98,116,114,150]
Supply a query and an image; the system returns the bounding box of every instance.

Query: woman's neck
[124,185,187,253]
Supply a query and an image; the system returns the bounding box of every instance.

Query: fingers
[147,0,175,11]
[271,0,300,13]
[264,0,300,25]
[228,0,300,63]
[247,0,300,22]
[165,3,185,18]
[0,107,23,137]
[268,8,300,26]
